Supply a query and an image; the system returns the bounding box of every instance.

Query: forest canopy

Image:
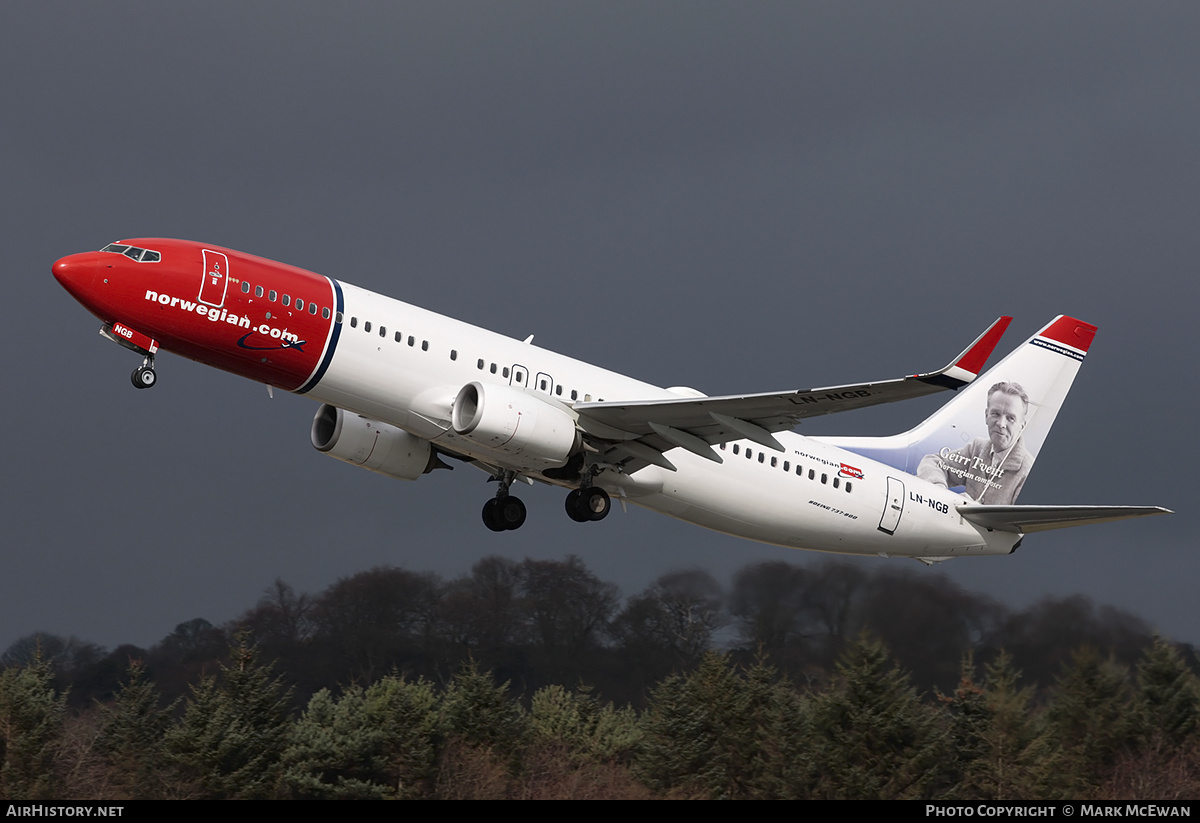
[3,556,1196,800]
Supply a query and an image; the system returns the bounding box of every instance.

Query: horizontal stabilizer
[958,504,1172,534]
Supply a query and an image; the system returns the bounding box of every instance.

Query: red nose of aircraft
[53,252,100,303]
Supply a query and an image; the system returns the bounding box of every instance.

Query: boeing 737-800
[52,239,1168,562]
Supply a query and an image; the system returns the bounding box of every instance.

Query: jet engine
[311,404,437,481]
[450,381,579,470]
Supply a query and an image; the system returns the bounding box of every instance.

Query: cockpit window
[100,243,160,263]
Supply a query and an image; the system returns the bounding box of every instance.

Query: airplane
[52,239,1169,563]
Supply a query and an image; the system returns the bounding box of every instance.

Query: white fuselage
[309,282,1017,559]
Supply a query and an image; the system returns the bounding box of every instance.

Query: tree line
[2,555,1197,799]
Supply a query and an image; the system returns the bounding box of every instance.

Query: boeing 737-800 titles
[53,239,1168,563]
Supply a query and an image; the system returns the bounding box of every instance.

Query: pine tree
[165,635,292,799]
[637,652,744,798]
[941,653,1061,800]
[94,661,174,799]
[528,684,640,764]
[284,687,380,799]
[937,656,991,797]
[740,654,812,799]
[805,636,941,799]
[0,656,65,800]
[284,675,441,799]
[1135,637,1199,747]
[1094,638,1200,799]
[366,674,441,797]
[433,660,526,798]
[637,652,803,799]
[1045,646,1134,792]
[438,659,525,751]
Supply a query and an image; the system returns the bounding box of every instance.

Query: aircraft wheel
[565,489,590,522]
[497,496,526,530]
[131,366,157,389]
[482,499,505,532]
[583,487,610,521]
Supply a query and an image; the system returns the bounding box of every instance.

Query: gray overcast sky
[2,2,1196,654]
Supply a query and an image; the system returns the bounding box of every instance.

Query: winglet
[915,316,1012,389]
[817,314,1091,488]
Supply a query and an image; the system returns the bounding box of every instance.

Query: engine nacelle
[311,404,436,481]
[450,381,578,470]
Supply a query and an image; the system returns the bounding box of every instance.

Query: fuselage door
[878,476,905,535]
[510,364,529,388]
[199,249,230,308]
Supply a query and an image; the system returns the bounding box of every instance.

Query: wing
[958,505,1173,534]
[575,316,1012,471]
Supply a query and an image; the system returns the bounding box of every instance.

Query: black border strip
[297,278,344,394]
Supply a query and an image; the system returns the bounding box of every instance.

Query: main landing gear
[566,462,611,523]
[565,486,611,523]
[482,496,527,532]
[482,471,527,532]
[479,472,612,532]
[131,355,157,390]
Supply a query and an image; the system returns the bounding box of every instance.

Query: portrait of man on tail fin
[917,381,1033,504]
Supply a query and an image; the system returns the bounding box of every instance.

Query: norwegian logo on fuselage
[839,463,865,480]
[143,289,306,351]
[237,327,307,352]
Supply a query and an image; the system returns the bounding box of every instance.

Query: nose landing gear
[100,323,160,390]
[131,355,157,390]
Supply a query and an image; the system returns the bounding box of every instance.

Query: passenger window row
[338,314,432,353]
[472,359,596,402]
[240,283,605,404]
[242,280,330,319]
[719,443,852,492]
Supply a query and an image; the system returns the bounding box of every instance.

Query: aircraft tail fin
[815,316,1096,505]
